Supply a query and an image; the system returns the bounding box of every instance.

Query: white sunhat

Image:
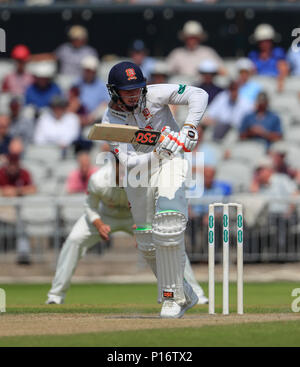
[236,57,255,72]
[269,141,288,155]
[255,156,274,170]
[151,61,170,76]
[179,20,207,40]
[250,24,280,43]
[198,59,218,74]
[68,25,88,40]
[32,61,56,78]
[81,55,100,71]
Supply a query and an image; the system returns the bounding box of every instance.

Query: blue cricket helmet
[108,61,146,90]
[107,61,147,111]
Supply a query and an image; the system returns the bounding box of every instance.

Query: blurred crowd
[1,19,300,263]
[1,22,300,195]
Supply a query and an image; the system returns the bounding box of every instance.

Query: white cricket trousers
[125,155,194,303]
[48,213,133,301]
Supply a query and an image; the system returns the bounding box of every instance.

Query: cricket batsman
[46,158,208,305]
[101,61,208,318]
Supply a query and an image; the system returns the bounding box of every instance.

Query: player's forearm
[92,218,105,230]
[175,86,209,128]
[84,194,101,223]
[85,206,101,223]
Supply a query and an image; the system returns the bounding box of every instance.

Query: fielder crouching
[46,158,207,306]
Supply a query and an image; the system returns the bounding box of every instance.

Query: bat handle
[159,134,165,143]
[156,133,173,158]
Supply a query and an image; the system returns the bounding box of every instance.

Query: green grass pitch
[0,282,300,347]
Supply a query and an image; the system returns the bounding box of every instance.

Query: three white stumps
[208,203,244,315]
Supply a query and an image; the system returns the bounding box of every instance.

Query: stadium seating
[284,126,300,144]
[60,195,85,233]
[215,159,253,192]
[24,144,62,164]
[229,141,266,167]
[20,197,57,237]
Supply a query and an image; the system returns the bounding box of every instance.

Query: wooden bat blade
[88,123,162,146]
[88,123,138,143]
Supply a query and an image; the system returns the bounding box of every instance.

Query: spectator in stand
[0,137,27,165]
[2,45,33,96]
[0,153,37,265]
[73,55,109,125]
[8,96,35,146]
[248,24,289,92]
[0,114,12,160]
[240,92,282,150]
[236,58,262,104]
[194,60,223,104]
[66,151,98,194]
[269,142,296,179]
[249,155,298,240]
[128,39,155,80]
[148,61,170,85]
[287,44,300,76]
[32,25,98,77]
[203,80,253,140]
[25,61,62,110]
[0,154,36,197]
[34,95,80,147]
[8,137,24,158]
[167,20,226,78]
[67,85,88,121]
[56,25,98,76]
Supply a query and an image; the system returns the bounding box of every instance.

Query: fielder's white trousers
[48,213,133,302]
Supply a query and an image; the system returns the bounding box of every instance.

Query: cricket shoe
[197,295,209,305]
[46,295,64,305]
[160,291,199,319]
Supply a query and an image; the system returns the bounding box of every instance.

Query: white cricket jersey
[84,164,131,223]
[102,84,208,167]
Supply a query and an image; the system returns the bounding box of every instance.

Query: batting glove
[154,126,175,159]
[178,124,199,153]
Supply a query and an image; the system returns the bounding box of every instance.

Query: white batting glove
[154,126,175,159]
[176,125,199,153]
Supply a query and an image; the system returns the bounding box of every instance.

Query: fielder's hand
[93,219,111,240]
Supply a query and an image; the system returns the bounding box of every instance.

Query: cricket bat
[88,123,164,146]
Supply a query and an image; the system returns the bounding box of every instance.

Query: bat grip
[159,134,165,143]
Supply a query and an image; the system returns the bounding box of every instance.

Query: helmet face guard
[107,84,147,112]
[107,61,147,112]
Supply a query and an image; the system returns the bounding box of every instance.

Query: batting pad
[152,211,187,305]
[135,228,157,277]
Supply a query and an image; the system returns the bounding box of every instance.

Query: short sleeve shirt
[248,47,286,76]
[0,167,33,187]
[240,110,282,148]
[55,43,98,76]
[25,82,62,108]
